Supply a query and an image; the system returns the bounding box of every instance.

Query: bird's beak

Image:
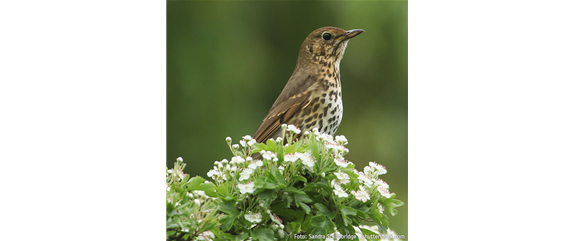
[344,29,365,40]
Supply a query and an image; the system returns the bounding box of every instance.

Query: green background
[167,1,408,238]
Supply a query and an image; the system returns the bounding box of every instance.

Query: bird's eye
[322,32,332,40]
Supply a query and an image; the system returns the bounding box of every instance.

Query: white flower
[351,189,370,202]
[312,128,320,136]
[374,179,389,189]
[286,125,301,134]
[197,230,214,241]
[297,153,315,167]
[335,135,348,145]
[238,182,255,194]
[232,144,239,149]
[276,137,283,143]
[240,140,246,147]
[177,157,183,162]
[248,160,263,170]
[232,156,245,164]
[221,159,228,164]
[244,212,262,223]
[284,153,298,163]
[377,185,392,198]
[369,162,387,175]
[246,156,253,162]
[358,173,373,187]
[278,165,284,174]
[226,137,232,142]
[296,153,315,172]
[333,184,348,198]
[239,168,253,181]
[207,169,220,178]
[317,133,334,142]
[364,165,375,175]
[334,170,350,185]
[243,135,253,141]
[247,139,257,146]
[262,151,278,161]
[334,158,349,167]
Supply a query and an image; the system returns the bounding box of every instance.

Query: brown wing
[253,93,312,143]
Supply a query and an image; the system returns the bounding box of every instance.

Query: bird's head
[297,26,364,70]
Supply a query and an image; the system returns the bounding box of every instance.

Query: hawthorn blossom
[333,184,349,198]
[245,211,262,223]
[286,125,301,134]
[298,152,315,172]
[284,153,299,163]
[248,160,264,170]
[351,189,370,202]
[358,172,374,187]
[377,185,392,198]
[374,179,389,189]
[239,168,253,181]
[335,135,348,145]
[238,182,255,194]
[261,151,278,161]
[334,170,350,185]
[369,162,387,175]
[207,168,220,179]
[334,158,349,167]
[231,156,245,164]
[197,231,214,241]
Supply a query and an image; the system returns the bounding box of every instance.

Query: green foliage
[166,158,221,240]
[167,126,403,240]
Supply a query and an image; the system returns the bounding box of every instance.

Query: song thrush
[253,26,364,143]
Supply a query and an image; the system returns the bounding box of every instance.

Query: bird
[253,26,364,144]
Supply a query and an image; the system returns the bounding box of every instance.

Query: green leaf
[284,187,306,195]
[219,215,235,232]
[295,193,312,203]
[272,166,286,185]
[359,228,379,241]
[308,216,335,236]
[218,201,240,217]
[284,144,294,153]
[314,203,336,220]
[299,202,311,214]
[197,182,217,197]
[186,176,205,190]
[340,206,357,216]
[251,228,274,241]
[258,190,276,209]
[311,140,321,161]
[383,196,404,216]
[294,193,312,213]
[223,232,249,241]
[291,175,307,183]
[265,139,276,151]
[253,143,267,152]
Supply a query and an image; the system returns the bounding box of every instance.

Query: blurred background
[167,1,407,238]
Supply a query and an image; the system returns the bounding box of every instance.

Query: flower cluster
[166,158,221,241]
[168,124,403,240]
